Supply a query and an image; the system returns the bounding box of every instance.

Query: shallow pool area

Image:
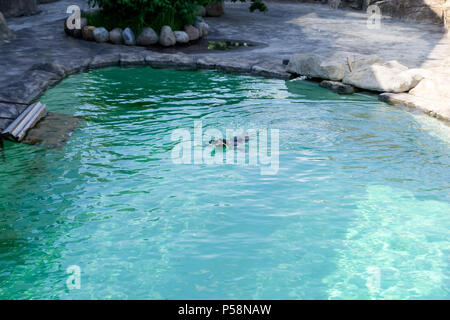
[0,67,449,299]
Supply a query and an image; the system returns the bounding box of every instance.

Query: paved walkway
[1,0,449,131]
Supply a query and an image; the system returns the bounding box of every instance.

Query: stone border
[1,49,447,142]
[65,15,210,47]
[0,51,292,111]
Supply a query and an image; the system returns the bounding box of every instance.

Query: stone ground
[1,0,449,132]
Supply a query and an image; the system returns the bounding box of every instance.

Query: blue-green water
[0,67,449,299]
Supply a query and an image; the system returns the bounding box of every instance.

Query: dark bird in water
[209,133,250,148]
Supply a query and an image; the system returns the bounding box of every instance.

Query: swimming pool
[0,67,449,299]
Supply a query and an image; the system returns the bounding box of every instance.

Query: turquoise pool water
[0,67,449,299]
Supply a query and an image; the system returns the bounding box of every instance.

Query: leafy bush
[87,0,199,33]
[86,0,267,34]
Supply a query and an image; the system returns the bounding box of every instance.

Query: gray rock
[137,27,158,46]
[64,16,87,39]
[82,26,96,41]
[93,27,109,43]
[0,11,13,41]
[122,27,136,46]
[319,80,355,94]
[174,31,189,44]
[409,75,450,99]
[0,0,40,18]
[205,1,224,17]
[342,60,424,93]
[194,21,209,37]
[379,92,450,121]
[184,25,200,41]
[109,28,123,44]
[251,62,291,80]
[159,25,176,47]
[287,51,383,81]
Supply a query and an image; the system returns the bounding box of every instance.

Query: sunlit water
[0,67,449,299]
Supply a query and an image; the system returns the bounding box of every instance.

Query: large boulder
[159,25,176,46]
[287,51,383,81]
[372,0,446,25]
[93,27,109,43]
[409,75,450,99]
[137,27,158,46]
[123,27,136,45]
[205,1,224,17]
[319,80,355,94]
[342,61,425,93]
[184,25,200,41]
[0,11,14,41]
[174,31,189,44]
[82,26,96,41]
[0,0,39,18]
[109,28,123,44]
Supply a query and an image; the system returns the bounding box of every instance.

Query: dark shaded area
[148,38,265,54]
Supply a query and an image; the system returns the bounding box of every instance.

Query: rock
[287,51,383,81]
[159,25,176,46]
[184,25,200,41]
[379,92,450,121]
[205,1,224,17]
[194,21,209,37]
[0,11,14,41]
[197,5,206,17]
[0,0,39,18]
[93,27,109,43]
[409,76,450,99]
[82,26,96,41]
[374,0,446,25]
[64,16,87,39]
[342,61,425,93]
[319,80,355,94]
[174,31,189,44]
[122,27,136,46]
[109,28,123,44]
[137,27,158,46]
[251,62,291,80]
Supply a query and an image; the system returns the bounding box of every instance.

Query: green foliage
[87,0,198,33]
[85,0,267,34]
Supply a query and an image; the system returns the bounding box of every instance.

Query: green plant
[87,0,199,33]
[85,0,267,34]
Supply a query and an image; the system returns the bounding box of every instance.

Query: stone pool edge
[1,50,448,141]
